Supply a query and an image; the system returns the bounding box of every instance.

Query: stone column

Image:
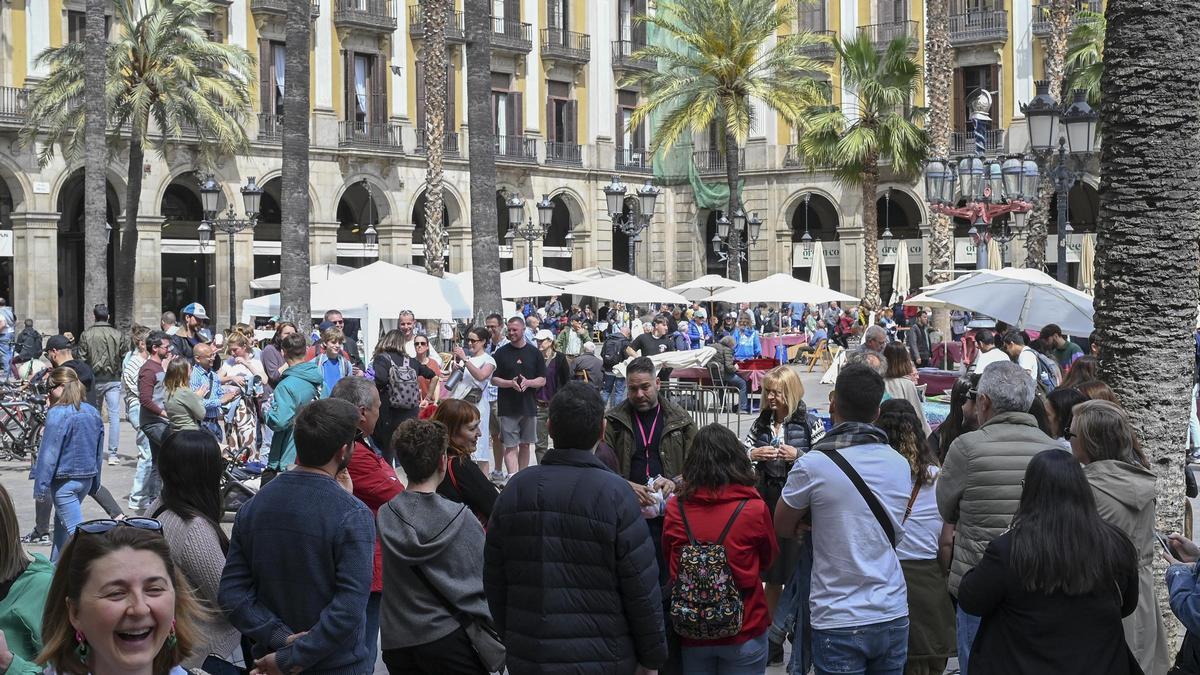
[378,221,413,267]
[448,225,469,272]
[839,225,865,300]
[133,216,164,327]
[210,228,255,330]
[309,221,341,265]
[10,212,58,334]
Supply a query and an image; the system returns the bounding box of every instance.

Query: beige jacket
[935,411,1062,595]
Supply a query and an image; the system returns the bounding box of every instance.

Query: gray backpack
[386,355,421,409]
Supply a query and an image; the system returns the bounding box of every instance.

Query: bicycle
[0,393,47,462]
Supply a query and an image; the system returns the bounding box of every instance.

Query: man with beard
[220,398,375,675]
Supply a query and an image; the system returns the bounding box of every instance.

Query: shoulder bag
[816,448,897,548]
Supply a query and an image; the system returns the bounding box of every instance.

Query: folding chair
[802,339,830,372]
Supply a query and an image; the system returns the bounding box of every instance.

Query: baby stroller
[221,459,259,514]
[221,375,265,468]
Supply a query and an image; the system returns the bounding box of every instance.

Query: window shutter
[504,0,520,31]
[372,55,387,125]
[546,98,557,143]
[952,67,965,132]
[415,59,427,132]
[615,108,625,150]
[511,91,523,137]
[988,63,1000,128]
[344,50,355,122]
[259,40,272,114]
[632,0,647,44]
[876,0,893,23]
[564,100,577,143]
[446,61,456,133]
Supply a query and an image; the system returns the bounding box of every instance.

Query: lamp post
[1022,82,1099,283]
[504,192,556,282]
[711,207,762,280]
[359,179,379,256]
[604,175,660,276]
[197,175,262,329]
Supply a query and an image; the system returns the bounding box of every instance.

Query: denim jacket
[33,402,104,500]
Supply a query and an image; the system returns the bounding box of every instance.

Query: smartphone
[1154,531,1174,557]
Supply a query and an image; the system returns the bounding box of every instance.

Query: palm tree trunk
[860,153,882,312]
[115,136,144,336]
[465,0,501,323]
[422,0,449,278]
[1023,0,1073,271]
[724,128,742,282]
[280,0,312,326]
[925,0,953,337]
[1095,0,1200,647]
[83,0,108,329]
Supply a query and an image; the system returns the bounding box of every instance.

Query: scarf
[810,421,890,454]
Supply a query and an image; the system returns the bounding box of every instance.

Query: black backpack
[601,336,628,369]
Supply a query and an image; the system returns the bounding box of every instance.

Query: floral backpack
[669,498,749,640]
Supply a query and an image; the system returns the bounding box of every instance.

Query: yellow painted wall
[245,4,259,112]
[49,0,63,48]
[573,0,588,140]
[1000,7,1014,128]
[11,2,27,87]
[331,25,343,119]
[829,0,843,110]
[911,0,924,108]
[859,0,871,25]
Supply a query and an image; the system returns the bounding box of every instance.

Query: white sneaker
[107,455,120,466]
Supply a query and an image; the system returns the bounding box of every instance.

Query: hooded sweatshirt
[1085,459,1171,675]
[265,361,324,470]
[377,490,491,650]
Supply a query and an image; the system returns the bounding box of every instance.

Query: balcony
[615,147,651,173]
[250,0,321,18]
[0,87,29,126]
[333,0,397,34]
[1032,0,1101,39]
[799,30,837,62]
[950,10,1008,47]
[541,29,590,66]
[950,128,1006,157]
[693,148,746,175]
[495,134,537,163]
[491,17,532,54]
[611,40,656,75]
[408,5,464,43]
[338,120,405,152]
[546,141,582,166]
[257,113,283,143]
[857,20,920,52]
[414,130,461,158]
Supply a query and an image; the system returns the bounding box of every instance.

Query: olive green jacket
[604,395,697,482]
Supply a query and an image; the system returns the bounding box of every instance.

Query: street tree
[464,0,502,321]
[924,0,953,336]
[83,0,108,328]
[420,0,450,278]
[280,0,312,326]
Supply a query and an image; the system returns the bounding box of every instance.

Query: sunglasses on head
[77,517,163,536]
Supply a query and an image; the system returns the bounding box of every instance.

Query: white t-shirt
[1016,346,1039,382]
[455,353,497,403]
[781,441,912,630]
[973,347,1010,373]
[897,467,943,562]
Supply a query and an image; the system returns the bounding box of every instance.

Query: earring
[74,630,89,664]
[165,620,178,651]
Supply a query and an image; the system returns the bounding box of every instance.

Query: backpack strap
[902,480,922,523]
[715,499,750,545]
[677,499,698,545]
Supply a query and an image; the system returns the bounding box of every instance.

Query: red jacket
[347,438,403,592]
[662,484,779,646]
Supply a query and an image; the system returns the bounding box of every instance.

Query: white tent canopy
[457,271,563,300]
[574,266,632,281]
[502,266,590,288]
[249,264,355,291]
[709,273,858,305]
[565,275,688,305]
[922,267,1095,335]
[669,275,744,302]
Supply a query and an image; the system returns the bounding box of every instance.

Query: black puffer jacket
[748,404,815,503]
[484,448,667,674]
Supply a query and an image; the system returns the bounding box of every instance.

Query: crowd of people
[2,291,1200,675]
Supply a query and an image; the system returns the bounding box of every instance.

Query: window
[799,1,826,31]
[618,0,633,42]
[343,51,386,126]
[547,0,568,31]
[952,0,1003,11]
[546,81,576,147]
[616,90,644,165]
[491,73,522,145]
[67,10,109,43]
[953,64,1000,132]
[259,41,286,116]
[875,0,907,23]
[415,59,457,140]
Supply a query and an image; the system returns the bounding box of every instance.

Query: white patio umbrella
[922,267,1094,335]
[458,271,563,300]
[574,266,634,281]
[249,263,355,291]
[564,274,689,305]
[670,274,743,302]
[1079,233,1096,294]
[889,244,911,305]
[501,266,589,288]
[709,273,858,305]
[809,241,830,289]
[987,239,1003,270]
[904,279,967,310]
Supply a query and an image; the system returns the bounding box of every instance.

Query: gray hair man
[845,348,886,377]
[859,324,887,355]
[935,360,1060,672]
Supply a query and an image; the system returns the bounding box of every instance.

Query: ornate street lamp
[712,205,761,279]
[504,192,554,282]
[196,175,262,328]
[604,175,657,275]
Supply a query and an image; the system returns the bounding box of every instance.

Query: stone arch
[0,155,31,214]
[876,186,923,240]
[332,174,394,223]
[54,168,123,333]
[783,190,841,289]
[253,169,321,221]
[50,162,128,221]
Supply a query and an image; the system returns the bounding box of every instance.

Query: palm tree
[1022,0,1074,271]
[420,0,450,278]
[280,0,311,326]
[464,0,501,322]
[1093,0,1200,644]
[19,0,254,332]
[83,0,108,327]
[622,0,828,281]
[797,34,928,310]
[1065,9,1104,106]
[924,0,953,336]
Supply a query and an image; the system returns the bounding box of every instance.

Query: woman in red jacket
[663,423,779,674]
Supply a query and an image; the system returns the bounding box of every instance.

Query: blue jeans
[770,536,814,675]
[0,333,11,376]
[602,373,626,408]
[127,403,159,511]
[811,616,908,675]
[365,590,381,665]
[682,632,769,674]
[51,477,94,560]
[94,381,122,456]
[956,606,981,675]
[728,372,749,412]
[1189,383,1199,449]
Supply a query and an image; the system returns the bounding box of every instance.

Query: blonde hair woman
[162,359,204,434]
[1069,400,1169,675]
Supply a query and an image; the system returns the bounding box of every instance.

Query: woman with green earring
[0,483,54,674]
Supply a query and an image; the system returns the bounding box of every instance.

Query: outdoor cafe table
[917,368,961,397]
[760,333,807,357]
[670,367,773,392]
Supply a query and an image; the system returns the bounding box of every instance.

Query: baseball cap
[534,329,555,342]
[694,308,707,319]
[182,302,209,321]
[45,335,71,353]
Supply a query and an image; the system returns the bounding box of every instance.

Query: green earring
[165,620,177,651]
[74,630,89,664]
